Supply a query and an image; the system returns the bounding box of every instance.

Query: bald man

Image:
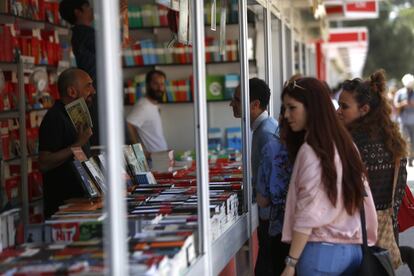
[39,68,95,218]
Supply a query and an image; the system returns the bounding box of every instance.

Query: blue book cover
[226,127,242,150]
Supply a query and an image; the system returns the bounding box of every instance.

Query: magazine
[65,98,93,130]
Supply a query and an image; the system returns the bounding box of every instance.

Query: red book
[38,0,46,20]
[0,26,5,61]
[177,45,186,64]
[132,43,143,65]
[1,120,10,160]
[159,5,168,26]
[5,176,20,201]
[4,26,13,61]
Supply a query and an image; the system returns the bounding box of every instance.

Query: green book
[206,75,225,101]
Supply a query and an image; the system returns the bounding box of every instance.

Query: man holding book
[39,68,95,219]
[127,70,168,156]
[230,78,291,275]
[59,0,128,146]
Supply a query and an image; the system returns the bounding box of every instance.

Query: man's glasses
[284,79,306,91]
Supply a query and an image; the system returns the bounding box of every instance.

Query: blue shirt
[251,111,291,235]
[256,132,292,236]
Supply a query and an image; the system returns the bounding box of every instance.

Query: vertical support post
[305,46,311,76]
[94,0,128,275]
[192,1,212,275]
[18,57,28,230]
[290,6,295,75]
[264,0,273,115]
[280,13,288,82]
[238,0,253,274]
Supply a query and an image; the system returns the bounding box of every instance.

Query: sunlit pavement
[396,166,414,275]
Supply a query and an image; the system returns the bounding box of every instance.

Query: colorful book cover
[72,160,100,198]
[124,145,142,175]
[206,75,224,100]
[83,160,106,194]
[65,98,93,130]
[132,143,150,172]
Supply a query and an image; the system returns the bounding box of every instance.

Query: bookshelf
[0,109,19,119]
[0,57,28,246]
[0,7,70,242]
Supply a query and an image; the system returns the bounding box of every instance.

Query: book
[83,160,106,193]
[64,98,93,130]
[123,145,141,175]
[132,143,150,172]
[72,160,100,198]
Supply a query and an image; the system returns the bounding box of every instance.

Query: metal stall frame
[94,0,129,275]
[264,0,274,116]
[192,0,212,275]
[90,0,318,274]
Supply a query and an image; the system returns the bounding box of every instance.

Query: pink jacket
[282,143,378,245]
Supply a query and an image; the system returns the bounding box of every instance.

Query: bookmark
[178,0,189,44]
[211,0,217,31]
[219,0,227,55]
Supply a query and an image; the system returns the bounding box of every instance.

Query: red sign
[328,27,368,46]
[325,0,378,20]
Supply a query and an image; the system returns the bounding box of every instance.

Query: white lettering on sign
[52,226,77,242]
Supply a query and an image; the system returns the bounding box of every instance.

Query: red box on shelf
[28,172,43,201]
[4,176,20,202]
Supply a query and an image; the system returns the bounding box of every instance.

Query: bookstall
[0,0,324,275]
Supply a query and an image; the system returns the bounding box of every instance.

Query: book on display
[64,98,93,130]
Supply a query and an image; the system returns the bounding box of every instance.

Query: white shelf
[0,13,69,35]
[185,213,250,275]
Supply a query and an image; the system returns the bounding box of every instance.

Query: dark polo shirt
[39,100,90,218]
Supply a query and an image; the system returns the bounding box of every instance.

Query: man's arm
[126,122,150,158]
[39,126,92,172]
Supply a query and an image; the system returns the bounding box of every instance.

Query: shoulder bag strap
[360,159,401,249]
[391,159,401,208]
[360,201,369,249]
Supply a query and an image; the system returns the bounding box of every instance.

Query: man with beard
[127,70,168,154]
[59,0,128,146]
[39,68,95,218]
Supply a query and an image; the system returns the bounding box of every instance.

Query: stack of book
[130,231,196,275]
[0,240,104,275]
[45,198,104,243]
[0,25,17,62]
[128,4,169,28]
[0,208,22,252]
[0,118,20,161]
[122,38,240,67]
[129,178,241,240]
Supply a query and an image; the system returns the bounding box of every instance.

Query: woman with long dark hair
[280,77,378,276]
[337,70,413,271]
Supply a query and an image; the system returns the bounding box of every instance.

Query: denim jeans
[297,242,362,276]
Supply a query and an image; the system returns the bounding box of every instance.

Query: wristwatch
[285,255,299,268]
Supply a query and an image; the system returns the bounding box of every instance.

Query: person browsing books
[280,77,377,276]
[230,78,291,275]
[39,68,95,219]
[127,70,168,155]
[59,0,128,146]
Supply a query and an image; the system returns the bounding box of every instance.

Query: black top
[71,24,96,85]
[352,130,407,234]
[71,24,100,146]
[39,100,90,218]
